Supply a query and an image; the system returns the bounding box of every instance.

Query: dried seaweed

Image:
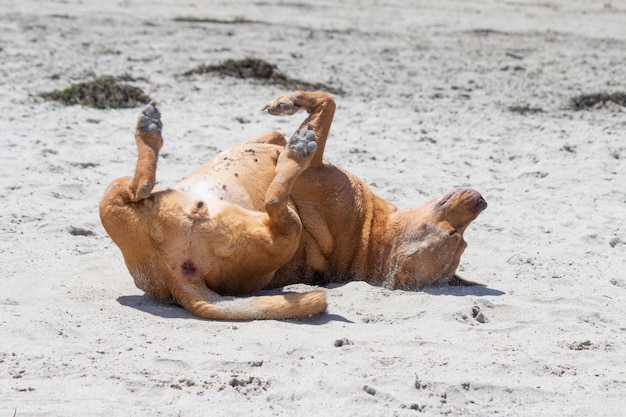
[508,104,544,115]
[173,16,261,24]
[569,92,626,110]
[182,58,344,95]
[40,76,151,109]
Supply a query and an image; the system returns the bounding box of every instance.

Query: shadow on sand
[118,281,502,323]
[423,283,505,297]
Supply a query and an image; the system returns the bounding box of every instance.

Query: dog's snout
[465,190,487,212]
[463,189,487,212]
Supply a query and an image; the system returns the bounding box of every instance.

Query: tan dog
[100,91,487,320]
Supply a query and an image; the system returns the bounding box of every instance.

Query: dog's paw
[263,95,301,116]
[137,101,162,134]
[288,125,317,157]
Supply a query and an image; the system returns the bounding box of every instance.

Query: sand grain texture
[1,0,625,415]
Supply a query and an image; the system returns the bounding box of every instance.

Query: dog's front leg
[263,91,335,168]
[264,126,318,231]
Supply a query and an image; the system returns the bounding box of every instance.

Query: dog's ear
[437,220,458,235]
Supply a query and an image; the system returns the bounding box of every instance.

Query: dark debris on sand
[172,16,261,25]
[508,104,544,115]
[569,92,626,110]
[182,58,344,95]
[40,75,151,109]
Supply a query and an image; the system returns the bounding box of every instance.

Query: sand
[1,0,625,415]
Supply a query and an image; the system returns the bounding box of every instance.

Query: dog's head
[388,188,487,289]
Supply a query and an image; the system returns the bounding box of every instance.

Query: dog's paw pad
[288,126,317,157]
[137,102,162,134]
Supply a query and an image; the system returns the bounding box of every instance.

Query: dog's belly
[175,176,254,209]
[174,143,281,211]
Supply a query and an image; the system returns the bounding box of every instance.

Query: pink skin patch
[181,260,197,277]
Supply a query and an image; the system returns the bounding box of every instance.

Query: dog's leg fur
[129,102,163,201]
[100,102,163,207]
[264,91,335,167]
[265,126,318,230]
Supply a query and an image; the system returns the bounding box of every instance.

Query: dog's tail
[171,281,327,321]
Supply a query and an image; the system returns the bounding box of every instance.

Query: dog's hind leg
[100,102,163,208]
[263,91,335,168]
[128,101,164,201]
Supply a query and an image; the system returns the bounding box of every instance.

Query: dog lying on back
[100,91,487,320]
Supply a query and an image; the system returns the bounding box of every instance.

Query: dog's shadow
[423,284,505,297]
[118,283,504,324]
[117,294,352,324]
[118,294,193,319]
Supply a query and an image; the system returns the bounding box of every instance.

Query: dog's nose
[476,195,487,212]
[464,189,487,212]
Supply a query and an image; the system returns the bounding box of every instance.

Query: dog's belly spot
[181,260,197,277]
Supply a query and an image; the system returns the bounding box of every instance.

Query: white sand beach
[1,0,625,415]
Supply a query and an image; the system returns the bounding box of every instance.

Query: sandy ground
[1,0,626,415]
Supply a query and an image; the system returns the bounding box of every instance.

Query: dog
[100,91,487,320]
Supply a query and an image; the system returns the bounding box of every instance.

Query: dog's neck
[350,194,399,284]
[362,204,433,288]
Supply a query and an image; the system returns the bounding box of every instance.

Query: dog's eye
[447,229,459,237]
